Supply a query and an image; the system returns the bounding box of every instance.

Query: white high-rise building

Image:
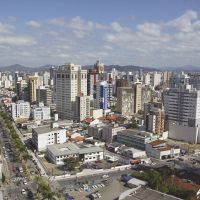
[163,87,200,127]
[43,71,50,86]
[11,100,30,121]
[143,73,151,85]
[55,63,87,119]
[151,72,162,87]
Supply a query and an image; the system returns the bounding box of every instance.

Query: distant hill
[1,63,200,73]
[165,65,200,72]
[0,64,55,72]
[0,64,30,72]
[0,64,159,72]
[83,65,159,72]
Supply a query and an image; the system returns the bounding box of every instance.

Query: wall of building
[169,123,198,143]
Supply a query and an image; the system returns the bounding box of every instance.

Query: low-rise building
[117,129,157,150]
[145,140,180,159]
[107,142,125,153]
[88,123,105,140]
[31,102,51,121]
[102,124,126,143]
[46,143,104,165]
[120,147,146,159]
[32,124,67,151]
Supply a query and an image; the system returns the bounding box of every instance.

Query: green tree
[35,177,58,200]
[63,157,80,171]
[2,173,5,183]
[147,170,162,190]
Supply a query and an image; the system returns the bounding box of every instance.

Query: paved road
[0,114,37,200]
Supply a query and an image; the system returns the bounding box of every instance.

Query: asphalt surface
[55,169,133,191]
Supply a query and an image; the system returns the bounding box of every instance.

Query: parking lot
[65,177,128,200]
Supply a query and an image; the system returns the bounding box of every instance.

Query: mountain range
[0,64,199,72]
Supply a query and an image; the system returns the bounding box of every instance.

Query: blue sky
[0,0,200,67]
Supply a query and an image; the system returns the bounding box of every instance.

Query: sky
[0,0,200,68]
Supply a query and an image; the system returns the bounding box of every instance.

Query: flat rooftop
[123,187,182,200]
[47,142,103,156]
[33,126,64,134]
[118,129,153,138]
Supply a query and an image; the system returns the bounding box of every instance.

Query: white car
[19,167,23,173]
[21,189,26,195]
[102,174,109,179]
[23,180,27,185]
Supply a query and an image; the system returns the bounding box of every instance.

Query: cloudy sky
[0,0,200,68]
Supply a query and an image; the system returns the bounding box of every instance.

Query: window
[57,74,61,78]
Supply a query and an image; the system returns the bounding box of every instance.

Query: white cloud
[1,10,200,67]
[167,10,198,32]
[0,36,36,46]
[49,18,65,26]
[26,20,42,28]
[103,45,113,50]
[0,22,14,34]
[111,22,124,32]
[69,16,93,30]
[73,30,88,38]
[137,22,161,36]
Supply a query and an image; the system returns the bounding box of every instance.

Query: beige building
[145,109,165,135]
[75,95,90,121]
[134,83,142,113]
[116,87,135,116]
[55,63,87,119]
[28,76,39,103]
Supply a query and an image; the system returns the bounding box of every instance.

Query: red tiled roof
[167,176,200,192]
[148,140,166,146]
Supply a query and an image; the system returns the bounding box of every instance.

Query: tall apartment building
[141,86,152,111]
[150,72,162,87]
[134,83,142,113]
[94,60,104,74]
[75,95,90,121]
[116,87,135,116]
[94,81,108,110]
[16,79,27,100]
[163,87,200,127]
[11,100,30,121]
[87,68,99,99]
[115,78,128,95]
[42,71,50,86]
[28,76,39,103]
[145,109,165,135]
[36,86,52,106]
[55,63,87,119]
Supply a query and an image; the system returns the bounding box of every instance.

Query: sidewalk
[50,164,131,181]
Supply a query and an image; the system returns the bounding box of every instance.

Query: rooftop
[148,139,166,146]
[122,187,182,200]
[47,142,103,156]
[33,126,65,134]
[167,176,200,193]
[118,129,153,138]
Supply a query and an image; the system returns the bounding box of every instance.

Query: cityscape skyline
[0,0,200,67]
